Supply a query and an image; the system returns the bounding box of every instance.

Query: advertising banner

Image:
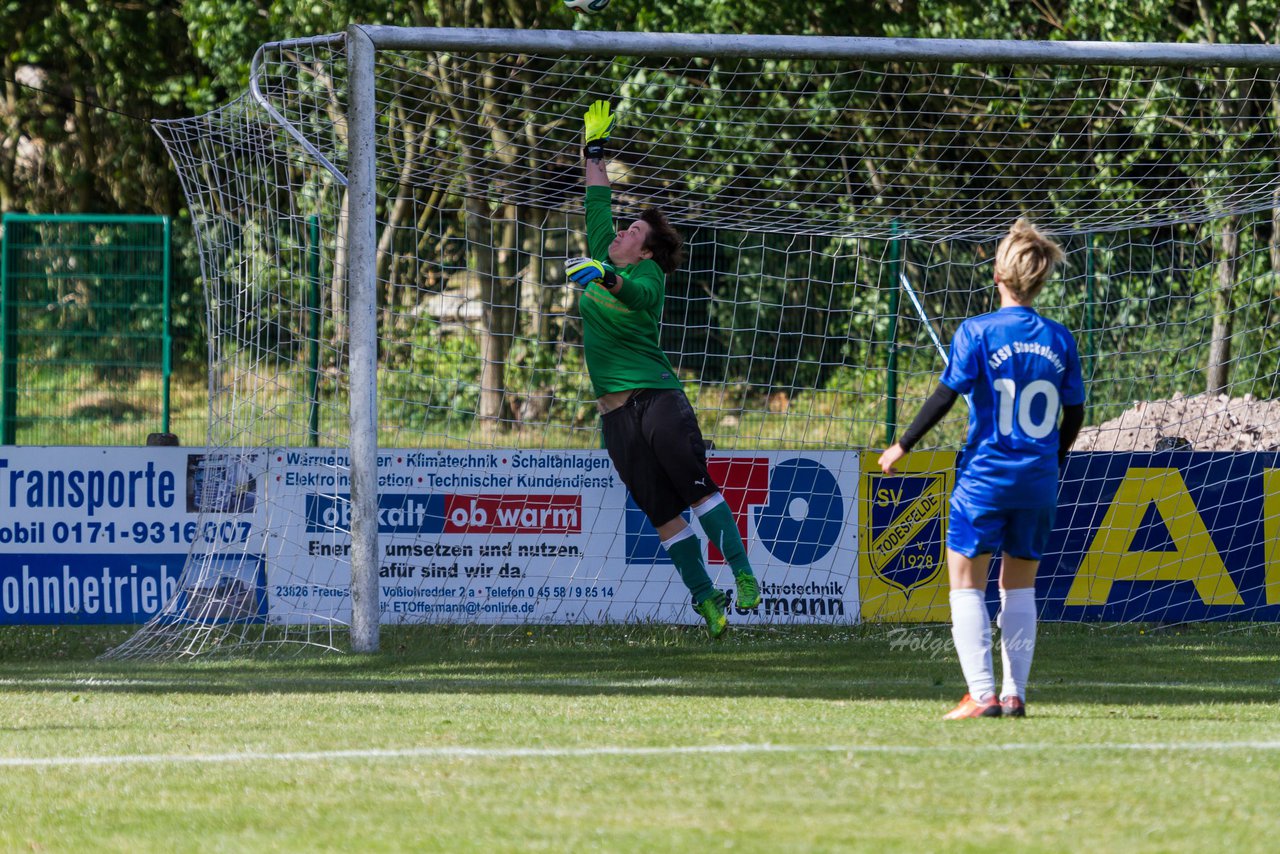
[5,447,1279,625]
[0,447,267,624]
[265,449,862,625]
[857,451,1280,622]
[1042,452,1280,621]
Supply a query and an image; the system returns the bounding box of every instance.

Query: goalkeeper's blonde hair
[994,218,1064,301]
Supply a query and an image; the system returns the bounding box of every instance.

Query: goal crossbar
[360,26,1280,66]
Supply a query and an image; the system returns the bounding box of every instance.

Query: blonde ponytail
[994,218,1064,301]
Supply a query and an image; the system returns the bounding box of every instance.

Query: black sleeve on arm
[898,383,960,452]
[1059,403,1085,464]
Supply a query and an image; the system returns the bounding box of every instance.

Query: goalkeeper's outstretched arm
[582,100,614,188]
[585,154,609,187]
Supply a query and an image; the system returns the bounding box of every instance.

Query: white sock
[659,526,695,549]
[998,587,1037,701]
[690,492,726,517]
[949,588,995,702]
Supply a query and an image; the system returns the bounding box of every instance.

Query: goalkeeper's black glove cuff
[583,140,607,161]
[601,269,618,290]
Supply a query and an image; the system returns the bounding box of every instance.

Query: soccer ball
[564,0,610,13]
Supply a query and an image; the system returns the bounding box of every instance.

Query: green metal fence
[0,214,172,445]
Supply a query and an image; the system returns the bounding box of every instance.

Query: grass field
[1,623,1278,851]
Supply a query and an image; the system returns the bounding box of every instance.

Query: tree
[1053,0,1280,394]
[0,0,220,214]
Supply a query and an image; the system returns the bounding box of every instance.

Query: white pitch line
[6,676,1274,691]
[5,740,1280,769]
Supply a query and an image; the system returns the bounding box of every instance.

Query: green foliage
[9,0,1280,444]
[4,217,168,371]
[169,220,210,368]
[1,1,203,212]
[667,229,883,393]
[381,319,483,429]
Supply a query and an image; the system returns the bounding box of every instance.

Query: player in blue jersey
[878,219,1085,719]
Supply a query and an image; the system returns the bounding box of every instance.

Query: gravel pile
[1072,392,1280,453]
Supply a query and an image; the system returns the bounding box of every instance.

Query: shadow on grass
[0,623,1277,706]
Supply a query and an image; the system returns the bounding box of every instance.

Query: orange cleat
[943,693,1002,719]
[1000,695,1026,718]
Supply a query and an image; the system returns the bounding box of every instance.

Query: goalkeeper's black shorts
[601,388,718,528]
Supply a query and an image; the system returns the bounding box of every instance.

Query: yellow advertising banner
[859,452,954,621]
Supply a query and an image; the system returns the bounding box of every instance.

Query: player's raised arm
[582,99,614,187]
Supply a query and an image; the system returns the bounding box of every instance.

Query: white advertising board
[0,447,267,624]
[266,449,861,626]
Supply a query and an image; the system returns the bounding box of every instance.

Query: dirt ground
[1071,392,1280,453]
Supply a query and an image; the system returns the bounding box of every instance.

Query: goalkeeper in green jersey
[565,100,760,638]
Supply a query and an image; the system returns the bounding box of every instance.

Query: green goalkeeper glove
[582,100,615,161]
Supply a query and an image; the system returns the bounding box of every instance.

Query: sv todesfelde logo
[868,473,946,593]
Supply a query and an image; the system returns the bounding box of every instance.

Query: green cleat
[693,592,729,638]
[734,571,761,609]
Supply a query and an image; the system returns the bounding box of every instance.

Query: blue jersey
[940,306,1085,510]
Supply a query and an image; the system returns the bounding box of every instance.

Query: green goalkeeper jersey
[579,185,684,398]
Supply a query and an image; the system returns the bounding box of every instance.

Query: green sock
[663,533,714,603]
[697,501,754,576]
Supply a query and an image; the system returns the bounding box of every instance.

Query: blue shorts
[947,498,1055,560]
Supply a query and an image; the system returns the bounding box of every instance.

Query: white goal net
[107,28,1280,658]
